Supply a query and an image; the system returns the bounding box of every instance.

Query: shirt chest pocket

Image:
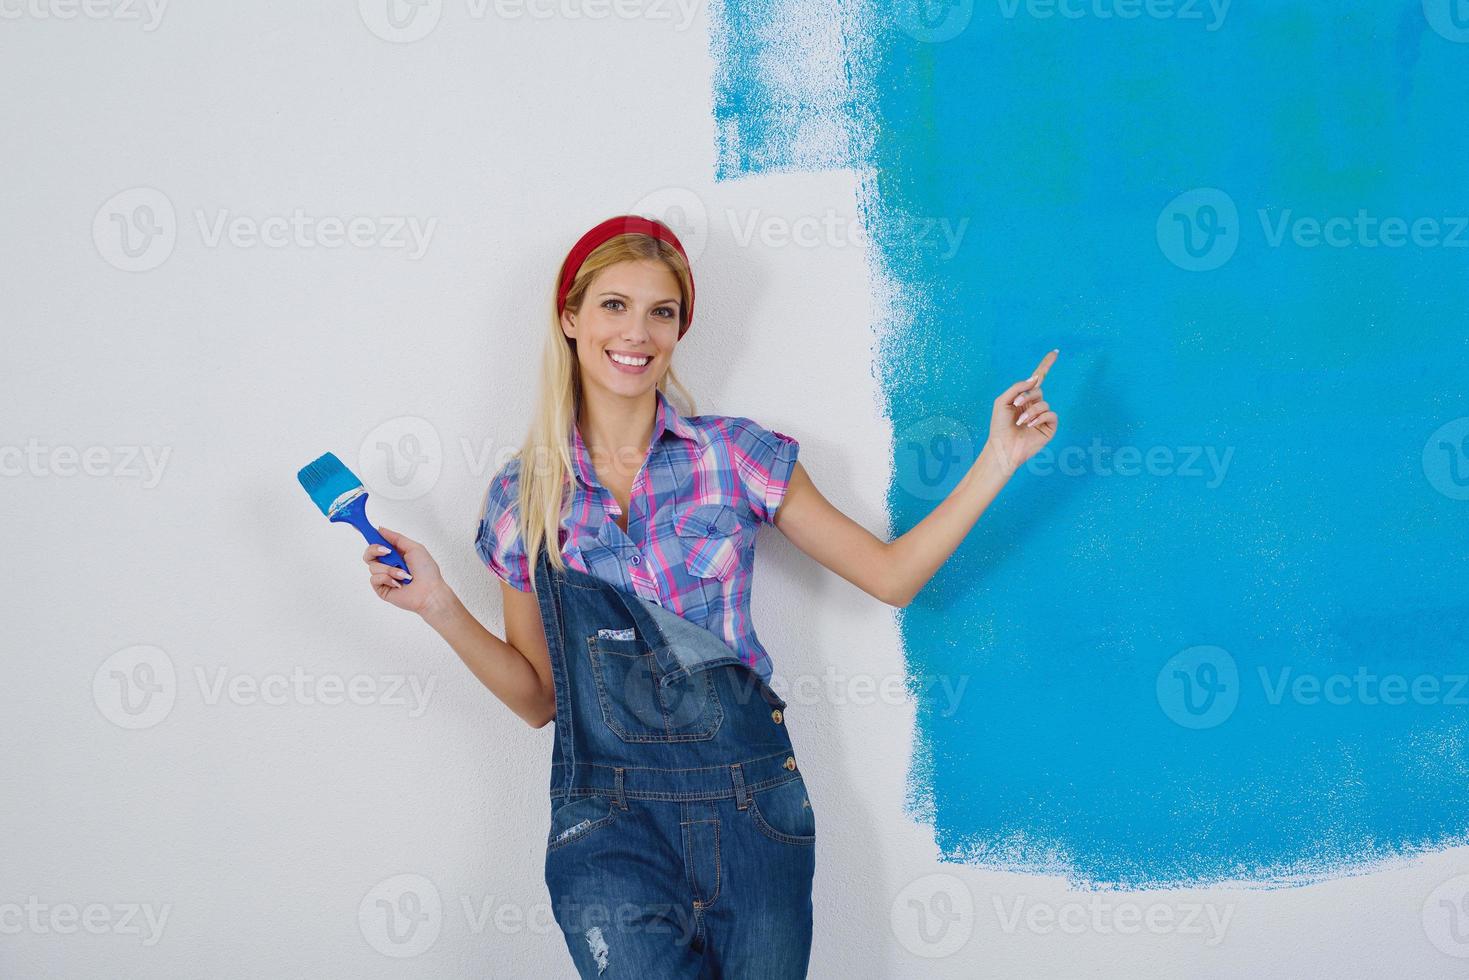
[672,503,745,582]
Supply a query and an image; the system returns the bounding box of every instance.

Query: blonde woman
[360,215,1059,976]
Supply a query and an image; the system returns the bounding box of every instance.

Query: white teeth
[608,352,651,366]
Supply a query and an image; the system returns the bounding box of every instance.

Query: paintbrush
[297,452,413,583]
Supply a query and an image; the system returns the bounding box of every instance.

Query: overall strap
[533,546,576,802]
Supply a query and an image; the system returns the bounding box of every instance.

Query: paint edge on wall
[706,0,986,875]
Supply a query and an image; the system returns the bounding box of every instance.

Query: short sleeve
[727,417,801,525]
[474,457,533,592]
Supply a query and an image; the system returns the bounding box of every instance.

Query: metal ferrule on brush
[326,485,367,519]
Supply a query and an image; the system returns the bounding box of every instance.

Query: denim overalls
[531,546,816,978]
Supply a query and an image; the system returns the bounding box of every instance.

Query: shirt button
[706,523,717,533]
[629,554,642,566]
[783,756,796,771]
[771,709,783,724]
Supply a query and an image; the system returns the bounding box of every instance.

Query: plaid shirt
[475,388,800,683]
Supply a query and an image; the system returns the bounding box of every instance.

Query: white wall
[2,2,1461,977]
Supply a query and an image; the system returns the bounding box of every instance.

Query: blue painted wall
[713,0,1469,888]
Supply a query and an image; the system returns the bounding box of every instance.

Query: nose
[620,312,654,341]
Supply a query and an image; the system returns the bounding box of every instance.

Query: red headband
[556,215,695,339]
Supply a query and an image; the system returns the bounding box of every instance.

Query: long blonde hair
[513,231,697,591]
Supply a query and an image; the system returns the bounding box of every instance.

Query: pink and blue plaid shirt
[475,388,800,684]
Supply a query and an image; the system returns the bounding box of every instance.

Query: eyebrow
[596,291,681,306]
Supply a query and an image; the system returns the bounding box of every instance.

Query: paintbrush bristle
[297,452,365,517]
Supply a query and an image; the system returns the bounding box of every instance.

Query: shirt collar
[571,388,699,490]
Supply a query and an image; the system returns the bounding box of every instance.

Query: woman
[358,215,1059,977]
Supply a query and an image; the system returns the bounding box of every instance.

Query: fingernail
[1017,412,1031,426]
[1013,396,1024,406]
[1027,417,1040,427]
[378,546,390,554]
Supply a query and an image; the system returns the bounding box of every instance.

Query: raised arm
[772,350,1060,608]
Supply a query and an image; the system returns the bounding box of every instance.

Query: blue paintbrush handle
[330,493,413,583]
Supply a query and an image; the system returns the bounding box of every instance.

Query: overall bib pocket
[747,774,817,846]
[586,632,725,742]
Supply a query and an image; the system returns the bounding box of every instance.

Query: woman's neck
[577,387,657,479]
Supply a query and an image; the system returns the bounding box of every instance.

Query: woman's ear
[559,308,576,340]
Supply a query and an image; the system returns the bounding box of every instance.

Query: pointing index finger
[1032,348,1059,382]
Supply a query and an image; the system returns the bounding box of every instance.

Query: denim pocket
[747,775,816,846]
[547,794,617,852]
[586,633,725,742]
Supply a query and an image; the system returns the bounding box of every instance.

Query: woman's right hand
[362,526,447,616]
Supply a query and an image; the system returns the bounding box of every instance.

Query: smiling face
[561,258,683,398]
